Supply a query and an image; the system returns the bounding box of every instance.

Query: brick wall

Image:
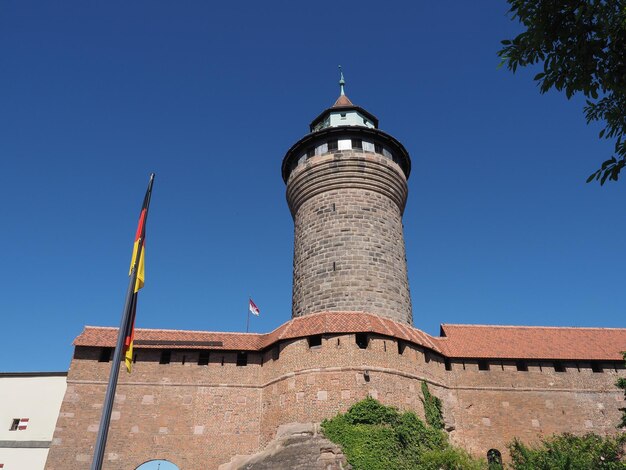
[286,151,413,324]
[46,334,626,469]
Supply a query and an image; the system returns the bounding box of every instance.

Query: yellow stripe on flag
[124,339,134,373]
[129,240,145,293]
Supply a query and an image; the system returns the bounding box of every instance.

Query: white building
[0,372,67,470]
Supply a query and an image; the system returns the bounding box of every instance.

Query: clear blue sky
[1,2,624,373]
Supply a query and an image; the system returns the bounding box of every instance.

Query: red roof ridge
[84,325,262,336]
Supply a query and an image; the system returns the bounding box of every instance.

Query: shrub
[321,397,485,470]
[508,432,626,470]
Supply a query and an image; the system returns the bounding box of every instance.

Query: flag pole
[246,297,250,333]
[90,262,140,470]
[90,173,154,470]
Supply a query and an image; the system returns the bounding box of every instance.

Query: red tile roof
[73,313,626,361]
[332,94,353,107]
[436,324,626,361]
[74,312,441,353]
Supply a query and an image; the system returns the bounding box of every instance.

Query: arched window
[135,459,179,470]
[487,449,502,466]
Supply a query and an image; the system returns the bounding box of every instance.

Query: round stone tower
[282,73,413,324]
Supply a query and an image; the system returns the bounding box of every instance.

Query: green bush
[344,395,400,426]
[420,447,487,470]
[509,433,626,470]
[321,397,485,470]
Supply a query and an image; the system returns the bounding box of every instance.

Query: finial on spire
[338,65,345,96]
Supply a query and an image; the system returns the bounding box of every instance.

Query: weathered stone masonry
[288,152,412,323]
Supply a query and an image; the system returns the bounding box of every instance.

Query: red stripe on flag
[135,209,146,241]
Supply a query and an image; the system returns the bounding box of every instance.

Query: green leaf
[600,170,610,185]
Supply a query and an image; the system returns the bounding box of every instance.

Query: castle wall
[445,359,624,455]
[46,348,263,470]
[46,336,626,469]
[287,151,413,324]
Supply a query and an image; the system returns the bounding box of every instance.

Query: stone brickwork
[45,333,626,469]
[287,151,413,324]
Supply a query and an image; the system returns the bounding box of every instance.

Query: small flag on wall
[18,418,29,430]
[249,298,260,316]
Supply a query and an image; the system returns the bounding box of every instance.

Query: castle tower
[282,72,413,324]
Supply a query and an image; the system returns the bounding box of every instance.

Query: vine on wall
[420,381,444,430]
[618,352,626,428]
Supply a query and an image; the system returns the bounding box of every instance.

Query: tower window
[445,359,452,371]
[374,143,383,154]
[306,147,315,158]
[516,361,528,371]
[328,140,338,151]
[478,360,490,371]
[236,352,248,366]
[272,345,280,361]
[159,350,171,365]
[352,139,362,149]
[340,113,346,120]
[554,362,566,372]
[198,351,210,366]
[308,335,322,349]
[397,340,406,355]
[355,333,368,349]
[98,347,112,363]
[591,362,603,373]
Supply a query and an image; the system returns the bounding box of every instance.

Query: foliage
[420,381,444,429]
[498,1,626,184]
[321,397,485,470]
[420,447,487,470]
[508,432,626,469]
[618,351,626,428]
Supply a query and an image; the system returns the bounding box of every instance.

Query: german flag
[123,175,154,373]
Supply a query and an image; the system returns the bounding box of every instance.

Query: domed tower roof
[309,67,379,132]
[332,94,353,107]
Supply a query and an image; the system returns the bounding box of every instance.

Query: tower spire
[338,65,345,96]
